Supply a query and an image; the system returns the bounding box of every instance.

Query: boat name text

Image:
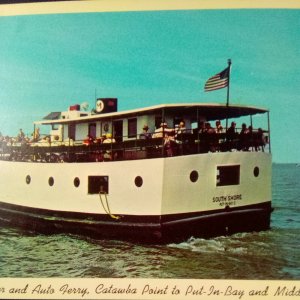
[213,194,242,206]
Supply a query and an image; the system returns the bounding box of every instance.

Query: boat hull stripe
[0,201,272,243]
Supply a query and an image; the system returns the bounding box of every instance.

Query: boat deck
[0,131,268,163]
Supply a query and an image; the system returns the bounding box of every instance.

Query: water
[0,164,299,279]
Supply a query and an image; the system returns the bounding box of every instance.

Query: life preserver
[103,123,109,132]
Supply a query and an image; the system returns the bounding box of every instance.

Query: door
[113,120,123,142]
[68,123,76,140]
[89,123,96,139]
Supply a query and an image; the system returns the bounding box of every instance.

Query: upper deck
[0,101,270,163]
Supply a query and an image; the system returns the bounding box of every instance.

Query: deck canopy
[35,103,268,125]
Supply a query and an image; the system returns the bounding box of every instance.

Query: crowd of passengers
[144,120,267,156]
[74,120,267,159]
[0,120,267,160]
[0,128,41,146]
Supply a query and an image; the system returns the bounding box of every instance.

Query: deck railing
[0,129,269,163]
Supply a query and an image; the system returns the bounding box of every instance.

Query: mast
[225,59,232,131]
[226,59,232,107]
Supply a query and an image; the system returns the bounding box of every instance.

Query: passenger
[206,122,216,135]
[205,122,217,152]
[103,150,113,161]
[215,120,224,133]
[17,128,25,142]
[226,122,238,150]
[103,133,116,143]
[83,134,94,146]
[0,135,3,151]
[39,135,51,146]
[139,125,152,140]
[31,127,40,142]
[95,134,106,144]
[239,123,249,151]
[152,122,173,138]
[175,121,188,145]
[215,120,225,149]
[198,121,206,134]
[23,136,30,144]
[175,121,186,136]
[226,122,237,139]
[255,128,267,152]
[4,136,11,146]
[247,126,254,150]
[240,123,248,134]
[101,134,116,160]
[196,121,207,153]
[164,132,176,157]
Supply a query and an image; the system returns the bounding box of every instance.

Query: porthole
[74,177,80,188]
[26,175,31,184]
[48,177,54,186]
[190,170,199,183]
[135,176,143,187]
[253,167,260,177]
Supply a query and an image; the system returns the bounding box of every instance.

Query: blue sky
[0,9,299,163]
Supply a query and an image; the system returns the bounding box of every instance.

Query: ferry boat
[0,98,272,243]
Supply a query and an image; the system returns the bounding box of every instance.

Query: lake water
[0,164,299,279]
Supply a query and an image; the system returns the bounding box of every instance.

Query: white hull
[0,152,272,242]
[0,152,271,214]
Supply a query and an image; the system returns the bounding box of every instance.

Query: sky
[0,8,299,163]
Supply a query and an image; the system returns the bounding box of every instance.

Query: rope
[99,191,120,220]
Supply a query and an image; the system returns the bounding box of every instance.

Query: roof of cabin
[43,112,61,120]
[35,103,268,125]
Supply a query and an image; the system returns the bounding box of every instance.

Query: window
[88,176,109,194]
[48,177,54,187]
[190,170,199,183]
[217,165,240,186]
[74,177,80,188]
[26,175,31,184]
[128,118,137,138]
[135,176,143,187]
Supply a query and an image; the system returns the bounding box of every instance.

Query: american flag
[204,66,230,92]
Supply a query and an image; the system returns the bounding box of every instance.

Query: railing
[0,130,269,163]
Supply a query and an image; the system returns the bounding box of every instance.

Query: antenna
[95,88,97,108]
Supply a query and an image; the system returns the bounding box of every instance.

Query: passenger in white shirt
[152,122,173,138]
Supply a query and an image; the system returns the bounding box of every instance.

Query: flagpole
[225,59,232,132]
[226,59,232,107]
